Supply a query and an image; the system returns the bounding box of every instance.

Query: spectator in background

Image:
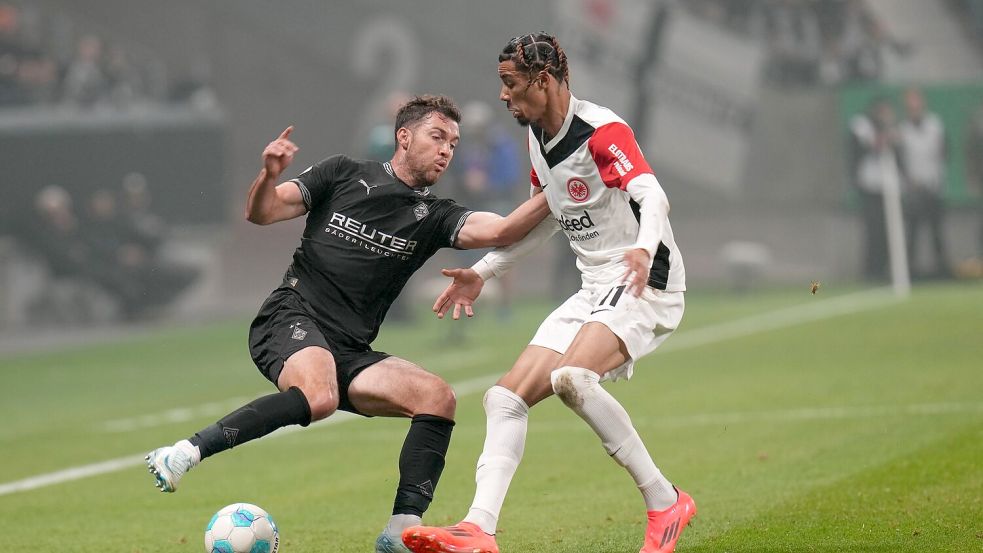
[767,0,823,85]
[30,185,90,283]
[62,34,107,107]
[119,172,202,297]
[967,98,983,258]
[25,186,103,323]
[16,49,58,104]
[0,3,30,105]
[77,184,198,320]
[169,59,219,111]
[103,45,143,108]
[849,96,897,281]
[836,0,883,82]
[898,88,951,279]
[82,187,148,317]
[121,172,166,255]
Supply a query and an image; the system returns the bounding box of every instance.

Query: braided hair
[499,32,570,88]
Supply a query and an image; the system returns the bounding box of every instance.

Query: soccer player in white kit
[403,33,694,553]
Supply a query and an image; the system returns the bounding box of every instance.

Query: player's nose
[499,84,510,102]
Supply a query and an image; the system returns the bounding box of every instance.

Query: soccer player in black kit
[146,95,550,553]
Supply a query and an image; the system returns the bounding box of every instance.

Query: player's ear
[396,127,411,151]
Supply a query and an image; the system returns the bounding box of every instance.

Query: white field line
[0,373,504,496]
[0,289,901,497]
[659,287,899,353]
[97,348,500,434]
[100,397,254,433]
[523,401,983,434]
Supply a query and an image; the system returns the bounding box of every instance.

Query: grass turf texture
[0,283,980,552]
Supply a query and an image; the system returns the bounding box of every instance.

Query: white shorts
[529,284,684,381]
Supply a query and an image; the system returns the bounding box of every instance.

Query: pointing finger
[279,126,294,140]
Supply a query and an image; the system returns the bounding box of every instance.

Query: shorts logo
[413,202,430,220]
[567,178,590,203]
[290,321,307,341]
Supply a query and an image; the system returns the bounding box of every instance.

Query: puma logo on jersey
[359,179,380,195]
[608,144,635,176]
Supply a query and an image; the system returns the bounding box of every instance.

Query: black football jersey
[279,154,472,348]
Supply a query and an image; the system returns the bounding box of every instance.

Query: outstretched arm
[434,215,559,319]
[453,192,550,249]
[245,126,307,225]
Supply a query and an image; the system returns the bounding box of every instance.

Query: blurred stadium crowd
[21,177,200,323]
[0,1,216,109]
[683,0,908,86]
[848,88,983,282]
[0,0,213,326]
[1,0,982,332]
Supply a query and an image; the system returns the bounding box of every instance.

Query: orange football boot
[639,489,696,553]
[402,521,499,553]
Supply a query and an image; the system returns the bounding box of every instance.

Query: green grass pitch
[1,283,981,552]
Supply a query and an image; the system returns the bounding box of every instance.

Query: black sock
[189,386,311,460]
[393,414,455,517]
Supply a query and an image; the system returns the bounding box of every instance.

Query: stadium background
[3,0,982,324]
[1,1,982,552]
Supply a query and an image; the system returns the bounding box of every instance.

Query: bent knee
[417,379,456,419]
[302,386,339,421]
[550,366,598,409]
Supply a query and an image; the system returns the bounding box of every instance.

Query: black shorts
[248,289,389,416]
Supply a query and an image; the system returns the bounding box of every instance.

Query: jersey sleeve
[290,154,349,210]
[586,122,653,190]
[432,200,474,250]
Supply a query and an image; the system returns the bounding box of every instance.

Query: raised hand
[433,268,486,320]
[262,126,299,178]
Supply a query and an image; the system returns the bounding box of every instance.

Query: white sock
[176,439,201,466]
[463,386,529,535]
[551,366,677,511]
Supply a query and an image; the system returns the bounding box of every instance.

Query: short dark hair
[499,32,570,87]
[393,94,461,142]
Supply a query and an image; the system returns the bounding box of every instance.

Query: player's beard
[408,160,438,187]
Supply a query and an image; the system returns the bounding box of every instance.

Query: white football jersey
[529,95,685,292]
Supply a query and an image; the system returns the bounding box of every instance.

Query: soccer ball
[204,503,279,553]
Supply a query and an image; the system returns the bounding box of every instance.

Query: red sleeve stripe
[587,122,653,189]
[530,167,541,188]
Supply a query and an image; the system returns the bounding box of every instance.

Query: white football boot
[146,439,199,492]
